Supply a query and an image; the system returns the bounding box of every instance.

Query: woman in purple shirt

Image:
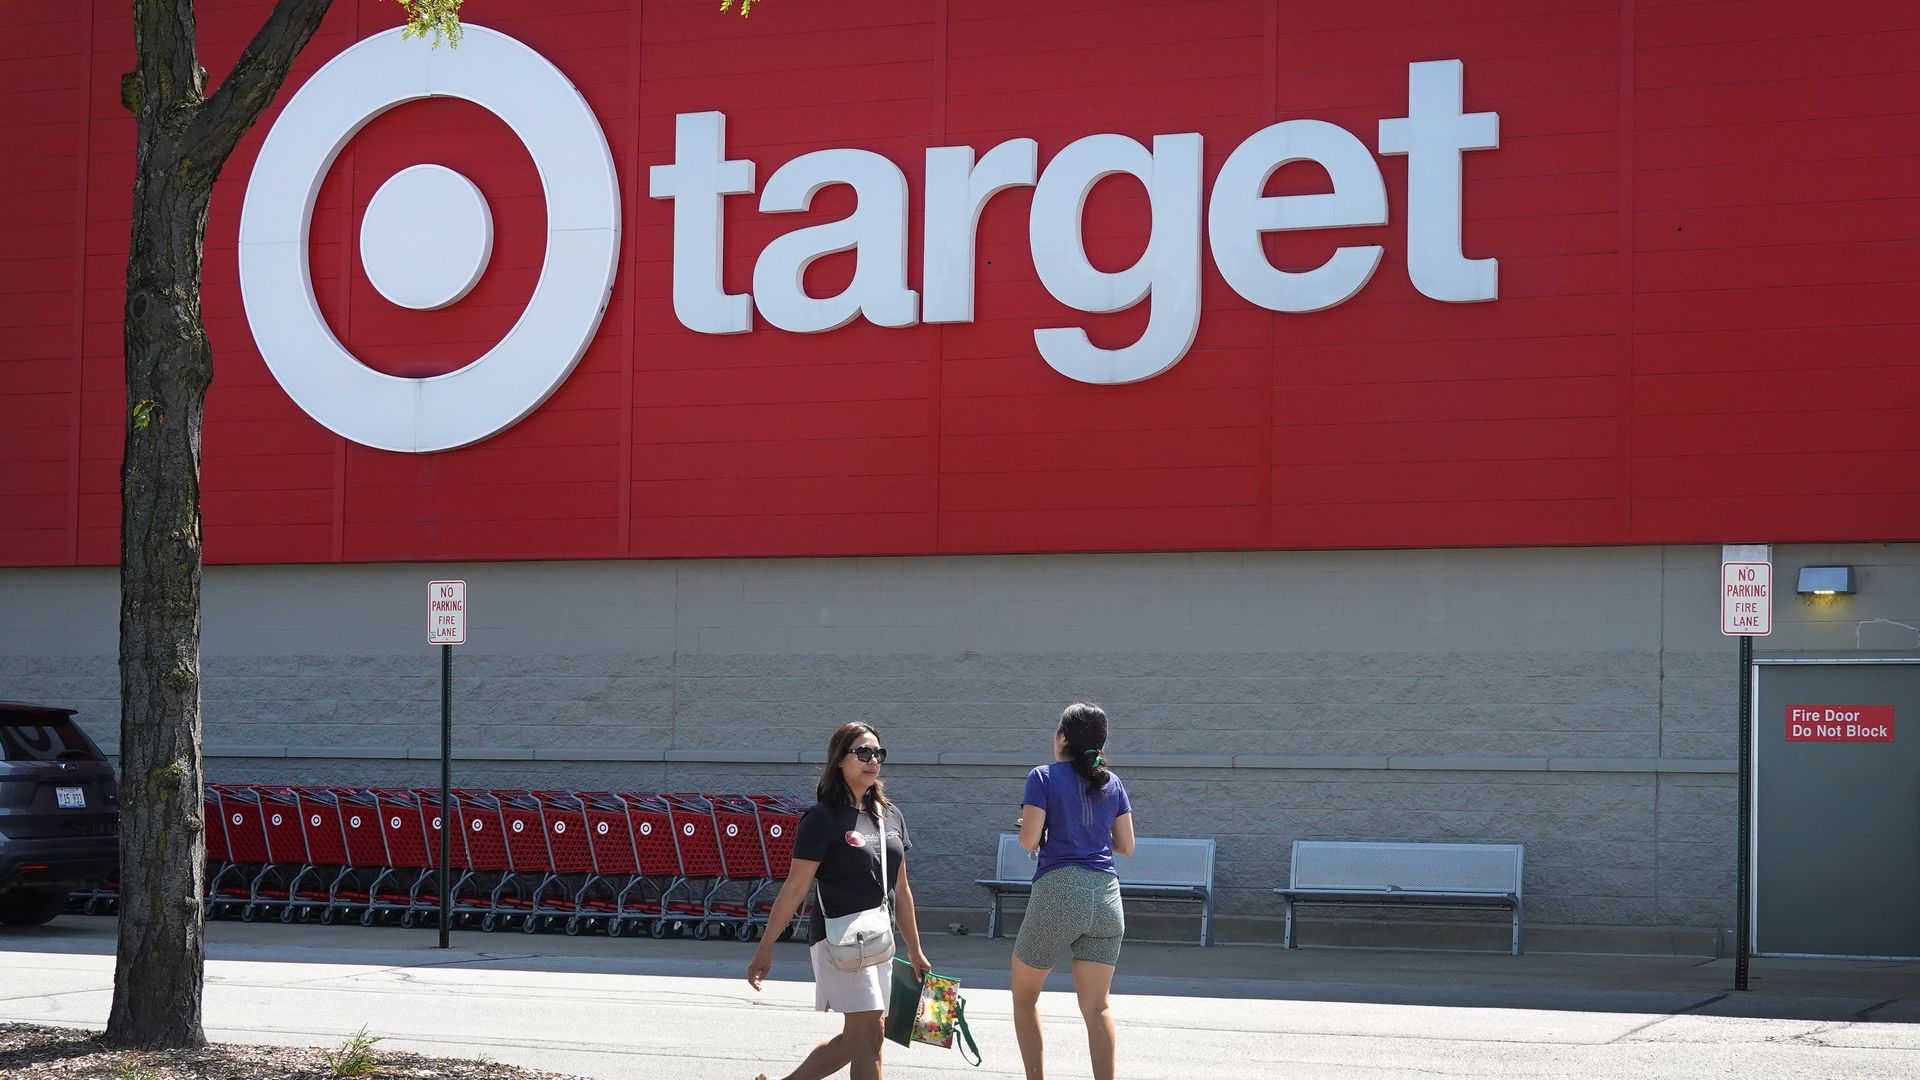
[1011,702,1136,1080]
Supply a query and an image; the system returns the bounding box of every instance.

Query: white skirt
[809,940,890,1014]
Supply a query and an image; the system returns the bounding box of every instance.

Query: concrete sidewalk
[7,913,1917,1017]
[2,915,1914,1079]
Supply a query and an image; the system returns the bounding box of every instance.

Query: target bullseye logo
[239,25,620,453]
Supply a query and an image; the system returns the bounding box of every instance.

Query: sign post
[1719,545,1769,992]
[428,580,466,949]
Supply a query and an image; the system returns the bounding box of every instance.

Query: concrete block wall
[4,542,1915,949]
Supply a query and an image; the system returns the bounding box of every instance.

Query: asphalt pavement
[2,915,1915,1079]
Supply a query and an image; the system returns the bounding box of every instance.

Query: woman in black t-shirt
[748,722,932,1080]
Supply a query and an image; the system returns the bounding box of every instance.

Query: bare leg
[1010,953,1051,1080]
[842,1010,885,1080]
[767,1032,848,1080]
[1072,959,1117,1080]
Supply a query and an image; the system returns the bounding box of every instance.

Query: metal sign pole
[439,642,452,949]
[1719,544,1767,993]
[1735,632,1751,991]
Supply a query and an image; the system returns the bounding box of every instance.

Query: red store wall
[4,0,1919,567]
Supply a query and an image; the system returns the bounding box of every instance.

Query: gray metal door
[1754,661,1920,958]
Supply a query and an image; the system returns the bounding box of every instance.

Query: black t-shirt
[792,800,910,941]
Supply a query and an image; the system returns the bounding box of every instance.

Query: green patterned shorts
[1013,864,1125,969]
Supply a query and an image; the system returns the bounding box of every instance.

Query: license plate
[56,786,85,809]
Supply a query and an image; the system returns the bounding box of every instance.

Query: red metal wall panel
[2,0,1917,566]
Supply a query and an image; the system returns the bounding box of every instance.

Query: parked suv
[0,703,119,926]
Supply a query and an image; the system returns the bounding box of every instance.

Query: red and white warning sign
[1786,704,1894,742]
[1720,556,1771,636]
[428,580,467,645]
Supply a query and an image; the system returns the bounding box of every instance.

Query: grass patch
[321,1027,385,1078]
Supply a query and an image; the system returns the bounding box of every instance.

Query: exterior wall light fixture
[1795,566,1856,596]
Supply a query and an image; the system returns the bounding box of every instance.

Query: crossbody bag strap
[877,805,890,912]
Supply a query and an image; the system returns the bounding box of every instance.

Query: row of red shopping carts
[77,785,816,941]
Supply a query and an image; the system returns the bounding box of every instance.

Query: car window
[0,716,97,762]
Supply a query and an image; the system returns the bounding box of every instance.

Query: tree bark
[107,0,337,1050]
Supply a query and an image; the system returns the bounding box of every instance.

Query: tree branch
[183,0,339,177]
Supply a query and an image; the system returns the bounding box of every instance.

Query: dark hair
[1058,702,1111,792]
[816,721,889,816]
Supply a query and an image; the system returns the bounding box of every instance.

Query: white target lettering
[271,814,283,827]
[769,824,783,839]
[231,813,243,826]
[725,823,739,838]
[472,818,484,832]
[310,815,322,827]
[390,816,402,830]
[238,25,620,453]
[350,815,363,829]
[511,820,524,834]
[553,821,567,835]
[682,823,695,836]
[432,816,443,831]
[639,822,653,836]
[596,821,609,835]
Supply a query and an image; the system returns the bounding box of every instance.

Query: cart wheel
[735,922,757,942]
[481,913,497,933]
[83,898,100,917]
[240,905,257,923]
[693,921,712,941]
[607,917,625,938]
[320,908,336,925]
[648,918,669,939]
[401,910,417,929]
[521,914,540,934]
[360,908,376,927]
[564,917,582,937]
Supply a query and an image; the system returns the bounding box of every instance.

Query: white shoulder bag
[818,808,895,971]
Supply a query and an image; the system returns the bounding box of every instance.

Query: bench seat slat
[1274,887,1516,905]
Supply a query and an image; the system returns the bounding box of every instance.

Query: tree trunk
[106,133,215,1050]
[104,0,340,1050]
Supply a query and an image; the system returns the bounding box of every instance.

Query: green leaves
[388,0,464,48]
[131,400,160,430]
[719,0,763,16]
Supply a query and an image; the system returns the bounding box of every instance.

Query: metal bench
[976,832,1215,946]
[1273,840,1525,955]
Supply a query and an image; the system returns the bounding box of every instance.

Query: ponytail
[1058,702,1112,792]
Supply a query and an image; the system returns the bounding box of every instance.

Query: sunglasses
[847,746,888,764]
